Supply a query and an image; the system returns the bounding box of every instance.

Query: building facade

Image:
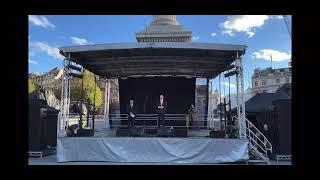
[29,67,107,90]
[135,15,192,42]
[29,67,63,89]
[251,67,292,95]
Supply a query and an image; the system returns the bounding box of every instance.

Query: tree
[70,70,103,111]
[28,79,36,94]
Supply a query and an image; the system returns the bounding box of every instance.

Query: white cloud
[192,36,200,41]
[70,37,90,45]
[247,31,255,37]
[221,15,269,37]
[211,33,217,37]
[224,82,236,89]
[29,15,55,28]
[252,49,291,61]
[269,15,287,20]
[29,41,63,60]
[29,59,38,64]
[269,15,286,20]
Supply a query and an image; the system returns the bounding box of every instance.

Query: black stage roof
[59,42,246,79]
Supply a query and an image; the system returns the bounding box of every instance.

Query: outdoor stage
[56,41,253,164]
[57,129,249,163]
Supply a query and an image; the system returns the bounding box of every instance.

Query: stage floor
[57,136,249,164]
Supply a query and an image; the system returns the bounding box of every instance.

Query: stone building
[251,67,292,95]
[29,67,63,89]
[136,15,192,42]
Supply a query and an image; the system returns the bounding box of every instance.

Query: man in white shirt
[156,95,167,127]
[126,99,137,135]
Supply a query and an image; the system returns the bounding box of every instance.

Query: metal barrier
[107,114,216,129]
[65,113,222,137]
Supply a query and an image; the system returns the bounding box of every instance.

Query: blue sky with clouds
[28,15,291,94]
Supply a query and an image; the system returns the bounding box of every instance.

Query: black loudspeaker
[209,130,225,138]
[29,99,59,151]
[131,127,144,137]
[144,128,157,136]
[29,99,48,151]
[78,129,94,137]
[173,128,188,137]
[226,126,237,138]
[67,124,79,137]
[157,127,171,137]
[46,108,59,147]
[116,128,130,137]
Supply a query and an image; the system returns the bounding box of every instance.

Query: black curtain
[119,77,195,114]
[273,99,291,155]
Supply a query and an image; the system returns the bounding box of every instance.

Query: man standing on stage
[126,99,137,135]
[157,95,167,127]
[188,104,199,130]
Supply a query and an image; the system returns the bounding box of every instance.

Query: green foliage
[70,70,103,110]
[28,79,36,94]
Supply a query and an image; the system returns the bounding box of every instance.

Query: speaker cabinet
[29,99,47,151]
[29,99,59,151]
[78,128,94,137]
[144,128,157,137]
[157,127,171,137]
[46,108,59,147]
[209,130,225,138]
[116,128,130,137]
[131,127,144,137]
[173,127,188,137]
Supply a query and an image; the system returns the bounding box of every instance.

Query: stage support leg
[236,51,246,139]
[92,75,96,130]
[58,53,71,137]
[103,78,110,129]
[207,78,213,129]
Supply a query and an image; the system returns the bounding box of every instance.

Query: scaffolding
[57,46,247,139]
[236,52,246,139]
[57,55,112,137]
[57,54,71,137]
[57,52,247,139]
[206,51,246,138]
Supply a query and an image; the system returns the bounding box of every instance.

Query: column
[207,78,213,129]
[103,78,111,128]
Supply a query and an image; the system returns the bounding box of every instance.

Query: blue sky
[29,15,291,94]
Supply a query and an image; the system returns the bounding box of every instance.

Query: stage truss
[57,51,247,139]
[57,53,112,137]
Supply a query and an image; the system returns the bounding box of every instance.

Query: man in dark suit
[156,95,167,127]
[126,99,137,135]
